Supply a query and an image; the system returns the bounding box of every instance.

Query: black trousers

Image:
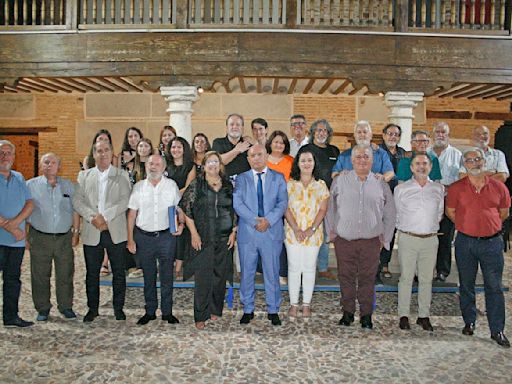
[435,215,456,276]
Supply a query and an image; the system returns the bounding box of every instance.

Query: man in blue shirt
[331,120,394,182]
[0,140,34,328]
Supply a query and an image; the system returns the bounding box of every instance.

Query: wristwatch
[311,225,317,232]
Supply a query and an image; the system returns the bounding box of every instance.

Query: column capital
[384,91,424,107]
[160,86,199,144]
[160,86,199,104]
[384,91,424,151]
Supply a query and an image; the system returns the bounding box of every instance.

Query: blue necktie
[257,172,264,217]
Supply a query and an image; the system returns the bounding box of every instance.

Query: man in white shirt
[427,122,462,282]
[289,114,309,157]
[127,154,184,326]
[395,153,444,331]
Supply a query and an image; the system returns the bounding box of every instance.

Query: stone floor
[1,247,512,383]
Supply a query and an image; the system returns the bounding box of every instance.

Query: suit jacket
[73,166,131,246]
[233,168,288,244]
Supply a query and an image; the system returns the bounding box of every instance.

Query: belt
[459,231,502,241]
[399,230,440,239]
[136,227,168,237]
[31,226,69,237]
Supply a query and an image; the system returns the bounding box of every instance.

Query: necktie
[257,172,264,217]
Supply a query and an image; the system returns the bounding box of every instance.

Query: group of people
[0,113,510,348]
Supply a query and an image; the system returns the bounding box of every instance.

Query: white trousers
[285,243,320,305]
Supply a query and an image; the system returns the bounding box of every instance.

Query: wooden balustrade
[0,0,67,26]
[78,0,174,25]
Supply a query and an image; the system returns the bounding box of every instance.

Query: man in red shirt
[447,147,510,348]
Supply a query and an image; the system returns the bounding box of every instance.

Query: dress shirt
[394,178,444,234]
[459,147,509,177]
[96,165,110,220]
[326,171,396,249]
[251,167,268,190]
[0,171,32,247]
[26,176,75,234]
[427,145,462,186]
[289,136,309,157]
[128,177,180,232]
[128,177,181,232]
[332,146,394,175]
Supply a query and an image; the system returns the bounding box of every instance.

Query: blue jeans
[0,246,24,322]
[455,232,505,333]
[135,229,176,316]
[317,225,329,272]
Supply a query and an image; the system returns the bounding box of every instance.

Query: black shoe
[240,312,254,325]
[83,310,99,323]
[360,314,373,329]
[416,317,434,331]
[434,273,447,282]
[3,317,34,328]
[491,332,510,348]
[162,314,180,324]
[267,313,281,326]
[399,316,411,330]
[338,311,355,326]
[375,275,384,286]
[137,313,156,325]
[114,309,126,321]
[462,323,475,336]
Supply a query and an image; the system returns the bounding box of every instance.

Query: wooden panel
[426,110,472,119]
[153,0,159,23]
[474,111,512,120]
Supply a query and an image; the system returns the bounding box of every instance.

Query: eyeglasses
[464,157,483,164]
[385,132,400,137]
[291,122,306,127]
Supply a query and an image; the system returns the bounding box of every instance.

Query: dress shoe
[399,316,411,330]
[162,314,179,324]
[240,312,254,324]
[267,313,282,326]
[114,309,126,321]
[60,309,77,320]
[462,323,475,336]
[37,310,50,322]
[491,332,510,348]
[360,314,373,329]
[137,313,156,325]
[339,311,355,326]
[434,273,447,282]
[4,317,34,328]
[83,310,99,323]
[416,317,434,331]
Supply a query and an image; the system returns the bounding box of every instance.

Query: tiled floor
[1,246,511,383]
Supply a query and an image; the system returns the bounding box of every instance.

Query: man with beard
[212,114,251,181]
[396,130,442,182]
[427,122,462,282]
[447,148,510,348]
[127,154,183,325]
[297,119,340,280]
[331,120,394,182]
[395,153,444,331]
[459,125,509,183]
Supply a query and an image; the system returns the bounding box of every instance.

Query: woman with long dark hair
[158,125,176,157]
[118,126,143,174]
[191,133,211,175]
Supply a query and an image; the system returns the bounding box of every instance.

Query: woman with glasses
[179,151,237,330]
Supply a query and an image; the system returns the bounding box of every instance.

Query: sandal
[100,264,110,276]
[302,305,312,318]
[195,321,206,330]
[288,305,298,321]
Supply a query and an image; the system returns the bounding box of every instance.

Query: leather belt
[136,227,168,237]
[31,226,69,237]
[459,231,501,241]
[399,230,440,239]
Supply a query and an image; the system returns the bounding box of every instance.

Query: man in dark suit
[234,144,288,326]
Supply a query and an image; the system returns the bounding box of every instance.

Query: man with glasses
[396,130,442,182]
[289,114,309,157]
[447,148,510,348]
[427,122,462,282]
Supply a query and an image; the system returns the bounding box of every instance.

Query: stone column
[160,86,199,144]
[384,91,424,151]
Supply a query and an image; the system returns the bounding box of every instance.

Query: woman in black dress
[191,133,211,175]
[179,151,236,329]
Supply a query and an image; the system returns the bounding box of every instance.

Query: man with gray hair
[332,120,394,182]
[427,122,462,282]
[0,140,34,327]
[297,119,340,280]
[289,114,309,157]
[326,144,395,329]
[459,125,509,183]
[447,147,510,348]
[26,153,80,321]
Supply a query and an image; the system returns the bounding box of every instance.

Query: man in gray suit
[73,140,132,322]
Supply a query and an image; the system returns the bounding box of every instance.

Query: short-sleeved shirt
[297,143,340,188]
[332,146,394,176]
[459,147,509,177]
[0,171,32,247]
[396,153,442,181]
[446,176,511,237]
[427,145,462,186]
[267,155,293,182]
[212,136,250,179]
[285,179,329,247]
[26,175,75,234]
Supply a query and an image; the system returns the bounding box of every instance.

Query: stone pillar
[384,91,424,151]
[160,86,199,144]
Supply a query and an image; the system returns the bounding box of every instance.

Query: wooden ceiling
[1,76,512,100]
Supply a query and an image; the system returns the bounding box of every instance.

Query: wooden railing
[0,0,510,32]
